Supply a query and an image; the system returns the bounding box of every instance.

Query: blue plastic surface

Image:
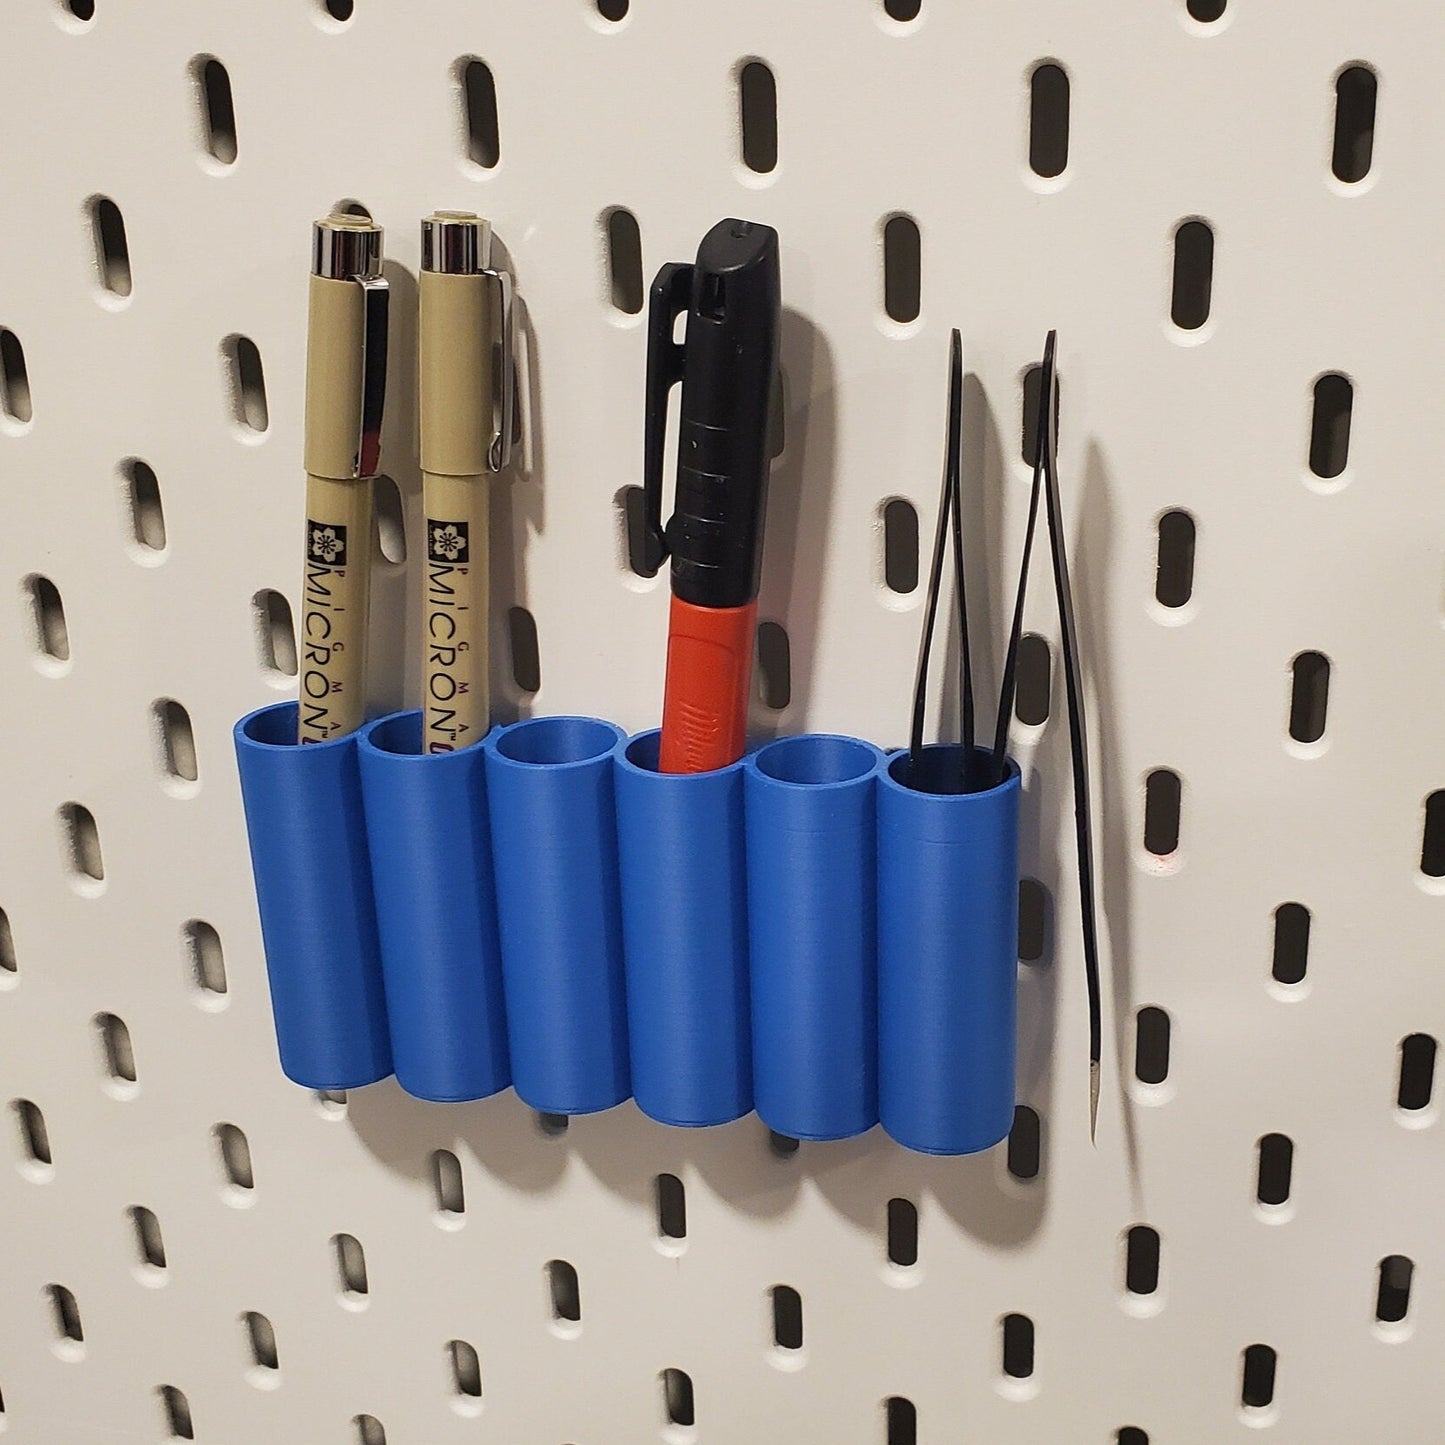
[356,711,510,1103]
[483,716,631,1114]
[745,734,886,1141]
[614,730,751,1127]
[233,701,392,1090]
[877,746,1021,1154]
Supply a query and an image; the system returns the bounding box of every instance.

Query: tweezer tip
[1089,1060,1100,1144]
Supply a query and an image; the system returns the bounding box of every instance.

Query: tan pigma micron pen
[418,211,515,753]
[299,214,389,745]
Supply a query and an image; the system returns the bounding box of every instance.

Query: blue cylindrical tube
[483,716,630,1114]
[614,730,750,1127]
[356,711,510,1103]
[745,734,886,1141]
[233,701,392,1090]
[878,746,1021,1155]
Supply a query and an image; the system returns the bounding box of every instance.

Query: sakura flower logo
[428,521,469,564]
[308,523,347,566]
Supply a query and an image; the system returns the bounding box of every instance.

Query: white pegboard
[1,1,1443,1441]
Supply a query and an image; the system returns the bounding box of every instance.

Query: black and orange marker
[640,218,781,773]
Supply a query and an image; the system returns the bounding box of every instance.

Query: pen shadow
[751,308,835,741]
[1077,439,1142,1198]
[490,288,544,728]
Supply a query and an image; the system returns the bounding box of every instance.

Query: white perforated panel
[1,2,1442,1442]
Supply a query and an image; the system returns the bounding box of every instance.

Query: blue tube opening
[495,715,620,766]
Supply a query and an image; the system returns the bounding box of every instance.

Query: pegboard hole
[771,1285,803,1351]
[1186,0,1225,21]
[1008,1105,1042,1180]
[254,589,298,678]
[63,0,95,20]
[739,61,778,174]
[0,328,33,424]
[333,1233,369,1303]
[158,1385,193,1439]
[882,215,921,324]
[130,1206,167,1272]
[431,1149,465,1219]
[535,1110,569,1137]
[507,606,541,695]
[1332,66,1377,184]
[1240,1343,1276,1410]
[0,907,15,975]
[883,0,921,19]
[768,365,786,459]
[460,59,501,169]
[1308,374,1353,479]
[215,1123,255,1194]
[887,1197,918,1267]
[95,1012,137,1086]
[26,574,70,664]
[1287,651,1330,744]
[886,1396,918,1444]
[13,1098,52,1169]
[354,1416,386,1445]
[223,335,269,433]
[1134,1007,1171,1086]
[882,498,919,594]
[1169,220,1214,331]
[1375,1255,1414,1325]
[619,486,658,579]
[661,1368,695,1427]
[548,1260,582,1326]
[1021,363,1060,467]
[1420,792,1445,878]
[756,620,791,710]
[1018,880,1047,963]
[184,920,227,999]
[47,1284,84,1350]
[60,803,104,886]
[1271,903,1310,987]
[1397,1033,1437,1112]
[373,474,406,564]
[88,196,131,299]
[1143,769,1181,857]
[314,1089,347,1117]
[656,1173,687,1242]
[1015,633,1051,725]
[606,209,643,315]
[153,698,199,785]
[448,1340,482,1408]
[123,459,167,554]
[195,57,238,166]
[1124,1225,1161,1295]
[597,0,628,19]
[243,1311,279,1375]
[1154,510,1195,609]
[1001,1313,1034,1378]
[1116,1431,1149,1445]
[1028,63,1070,179]
[323,0,354,20]
[768,1130,800,1158]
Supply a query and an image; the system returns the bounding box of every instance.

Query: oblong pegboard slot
[1028,63,1070,178]
[194,56,238,165]
[460,58,501,169]
[0,327,32,424]
[739,60,778,173]
[158,1384,193,1439]
[1332,66,1377,184]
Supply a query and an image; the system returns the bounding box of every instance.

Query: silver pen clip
[483,267,515,472]
[354,273,389,478]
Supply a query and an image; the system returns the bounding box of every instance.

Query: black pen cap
[669,218,781,609]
